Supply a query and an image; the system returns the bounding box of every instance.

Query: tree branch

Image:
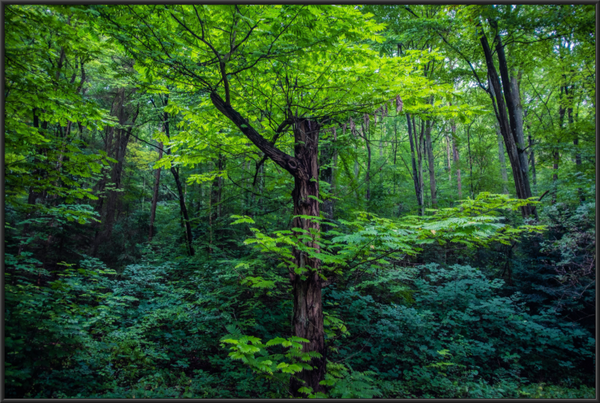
[210,91,303,178]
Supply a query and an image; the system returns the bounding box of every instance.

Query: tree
[93,4,438,395]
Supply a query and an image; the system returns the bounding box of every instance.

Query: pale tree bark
[510,69,530,192]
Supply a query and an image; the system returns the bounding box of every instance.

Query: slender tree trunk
[552,149,559,205]
[171,166,194,256]
[148,141,163,242]
[528,134,536,193]
[552,86,568,205]
[480,24,533,216]
[424,118,437,208]
[573,134,584,202]
[418,118,425,212]
[446,128,452,182]
[320,127,336,231]
[466,123,474,198]
[407,113,423,215]
[451,122,462,200]
[162,95,194,256]
[362,119,372,204]
[351,120,360,200]
[379,109,385,158]
[209,153,224,253]
[566,85,584,203]
[497,126,509,194]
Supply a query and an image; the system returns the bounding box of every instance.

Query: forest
[4,4,596,399]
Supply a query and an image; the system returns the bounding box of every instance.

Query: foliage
[4,3,595,399]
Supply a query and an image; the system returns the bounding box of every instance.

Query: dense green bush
[322,263,594,397]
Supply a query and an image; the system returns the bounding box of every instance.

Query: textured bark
[510,70,530,190]
[210,91,326,395]
[148,141,163,242]
[289,119,326,396]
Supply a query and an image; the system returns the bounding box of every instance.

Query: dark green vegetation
[4,4,595,399]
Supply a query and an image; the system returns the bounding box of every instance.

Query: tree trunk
[289,119,326,397]
[553,86,567,205]
[451,119,462,199]
[445,128,452,182]
[480,24,533,216]
[351,121,360,201]
[497,126,509,194]
[424,118,437,208]
[552,149,559,205]
[466,123,474,198]
[417,117,425,213]
[148,141,163,242]
[528,134,536,193]
[92,89,139,255]
[566,85,584,203]
[320,127,336,231]
[361,120,372,204]
[510,69,530,191]
[209,93,326,396]
[209,153,224,254]
[171,166,194,256]
[162,95,194,256]
[406,113,423,215]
